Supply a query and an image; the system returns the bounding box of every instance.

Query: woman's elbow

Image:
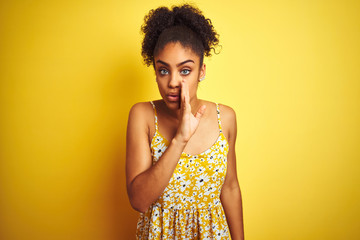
[128,193,150,213]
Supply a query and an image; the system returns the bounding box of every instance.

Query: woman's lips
[167,94,180,102]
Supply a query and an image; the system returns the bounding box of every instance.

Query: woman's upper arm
[126,102,153,190]
[221,105,239,189]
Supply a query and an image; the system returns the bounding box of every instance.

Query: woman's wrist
[172,135,188,148]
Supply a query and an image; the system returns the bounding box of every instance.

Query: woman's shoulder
[128,101,157,124]
[129,101,151,114]
[203,101,237,139]
[202,100,236,120]
[218,103,236,117]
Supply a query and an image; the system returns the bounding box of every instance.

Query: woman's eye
[181,69,191,75]
[159,69,169,75]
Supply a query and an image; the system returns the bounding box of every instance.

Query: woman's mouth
[167,94,180,102]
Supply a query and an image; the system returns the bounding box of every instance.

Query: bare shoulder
[218,103,236,123]
[127,101,155,134]
[129,101,153,116]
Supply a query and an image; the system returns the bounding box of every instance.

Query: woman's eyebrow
[156,60,169,66]
[155,59,195,67]
[176,59,194,67]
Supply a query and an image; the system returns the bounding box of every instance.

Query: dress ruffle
[136,204,230,240]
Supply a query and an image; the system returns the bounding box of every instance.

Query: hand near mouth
[175,79,206,144]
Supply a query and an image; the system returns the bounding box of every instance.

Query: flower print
[153,142,167,159]
[140,112,231,240]
[198,202,205,208]
[195,173,210,189]
[188,196,195,204]
[207,155,215,164]
[204,183,216,196]
[212,223,219,232]
[180,179,191,192]
[174,192,180,199]
[205,225,210,231]
[215,230,222,240]
[174,172,185,182]
[163,192,172,202]
[213,198,220,206]
[215,153,222,161]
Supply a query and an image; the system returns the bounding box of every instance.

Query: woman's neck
[162,97,202,119]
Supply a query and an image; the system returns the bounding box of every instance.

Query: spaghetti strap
[149,101,158,131]
[215,103,223,133]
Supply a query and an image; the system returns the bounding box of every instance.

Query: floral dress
[136,101,230,239]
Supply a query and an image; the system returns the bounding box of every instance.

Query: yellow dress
[136,101,230,239]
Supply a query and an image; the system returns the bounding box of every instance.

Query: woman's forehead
[154,42,200,64]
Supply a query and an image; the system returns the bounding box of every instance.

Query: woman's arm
[126,79,206,213]
[126,102,186,212]
[220,106,245,240]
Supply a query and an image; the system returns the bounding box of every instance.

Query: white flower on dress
[208,155,216,164]
[198,202,205,208]
[213,198,220,206]
[180,179,191,192]
[218,166,225,174]
[195,173,210,189]
[219,139,227,152]
[174,172,185,182]
[204,183,216,196]
[188,195,195,204]
[153,142,167,159]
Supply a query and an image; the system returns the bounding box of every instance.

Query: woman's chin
[164,100,180,110]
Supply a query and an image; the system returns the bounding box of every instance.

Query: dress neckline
[152,128,228,157]
[149,100,228,157]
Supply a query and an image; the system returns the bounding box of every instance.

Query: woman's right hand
[175,79,206,144]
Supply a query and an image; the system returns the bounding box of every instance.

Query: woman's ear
[199,63,206,82]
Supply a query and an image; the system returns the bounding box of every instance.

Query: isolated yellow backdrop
[1,0,359,239]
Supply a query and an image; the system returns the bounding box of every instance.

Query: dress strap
[215,103,223,133]
[149,101,158,131]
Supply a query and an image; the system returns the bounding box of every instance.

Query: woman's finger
[194,105,207,120]
[180,79,186,110]
[184,79,191,113]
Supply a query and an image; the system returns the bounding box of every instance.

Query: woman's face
[154,42,206,110]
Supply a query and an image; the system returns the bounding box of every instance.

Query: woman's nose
[168,73,181,88]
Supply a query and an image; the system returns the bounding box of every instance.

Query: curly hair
[141,4,220,67]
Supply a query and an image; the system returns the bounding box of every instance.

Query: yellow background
[1,0,359,239]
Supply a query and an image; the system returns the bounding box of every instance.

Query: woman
[126,4,244,239]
